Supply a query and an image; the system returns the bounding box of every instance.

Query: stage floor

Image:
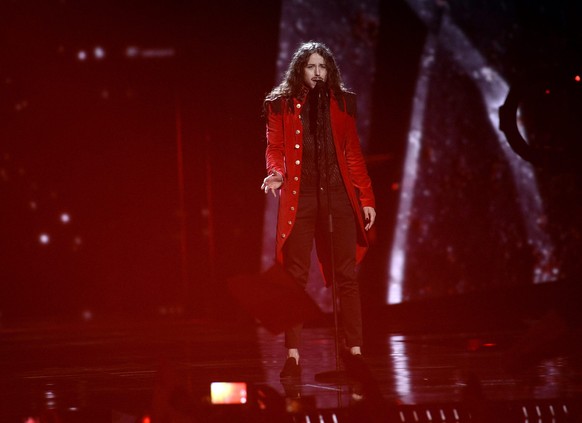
[1,312,581,422]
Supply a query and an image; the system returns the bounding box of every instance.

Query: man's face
[303,53,327,89]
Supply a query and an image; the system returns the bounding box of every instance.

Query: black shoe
[280,357,301,378]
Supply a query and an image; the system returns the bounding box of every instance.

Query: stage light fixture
[499,66,582,169]
[210,382,248,405]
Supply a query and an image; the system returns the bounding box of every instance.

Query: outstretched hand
[261,173,283,197]
[363,206,376,231]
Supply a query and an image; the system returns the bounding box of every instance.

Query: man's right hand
[261,173,283,197]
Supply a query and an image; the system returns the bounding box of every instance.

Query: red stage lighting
[210,382,248,405]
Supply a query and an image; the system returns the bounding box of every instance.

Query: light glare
[126,46,139,58]
[94,46,105,59]
[210,382,247,404]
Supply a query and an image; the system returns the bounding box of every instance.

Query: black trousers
[282,185,363,348]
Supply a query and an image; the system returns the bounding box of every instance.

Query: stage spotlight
[126,46,139,58]
[210,382,248,405]
[60,213,70,223]
[93,46,105,60]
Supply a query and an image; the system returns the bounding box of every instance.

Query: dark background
[1,0,281,319]
[1,0,581,322]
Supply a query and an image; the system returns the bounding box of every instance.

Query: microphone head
[314,80,328,100]
[314,80,325,91]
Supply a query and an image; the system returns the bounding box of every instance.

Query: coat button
[294,176,299,181]
[292,190,297,195]
[295,144,300,149]
[287,221,292,225]
[296,104,301,109]
[295,160,300,165]
[290,206,295,211]
[295,129,300,135]
[281,233,286,238]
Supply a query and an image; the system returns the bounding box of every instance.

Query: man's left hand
[363,207,376,231]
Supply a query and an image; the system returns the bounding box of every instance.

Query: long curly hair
[266,41,346,101]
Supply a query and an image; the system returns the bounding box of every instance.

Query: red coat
[265,89,375,267]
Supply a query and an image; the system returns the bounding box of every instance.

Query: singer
[261,42,376,378]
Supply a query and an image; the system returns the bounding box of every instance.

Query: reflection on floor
[1,312,581,422]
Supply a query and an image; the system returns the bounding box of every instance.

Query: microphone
[314,80,328,106]
[308,81,325,135]
[315,80,325,96]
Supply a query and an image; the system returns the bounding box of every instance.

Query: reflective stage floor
[1,301,581,422]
